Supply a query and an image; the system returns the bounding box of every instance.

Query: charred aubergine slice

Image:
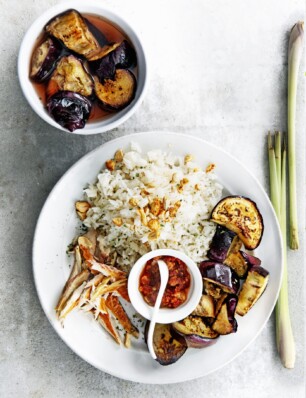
[45,9,100,59]
[46,55,93,98]
[207,225,236,263]
[172,316,219,348]
[47,91,92,132]
[236,266,269,316]
[145,322,187,365]
[192,294,215,318]
[212,294,238,335]
[30,37,62,82]
[211,196,264,250]
[223,236,248,278]
[200,261,240,294]
[89,41,137,81]
[94,69,136,111]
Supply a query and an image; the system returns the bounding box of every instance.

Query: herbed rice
[82,143,223,271]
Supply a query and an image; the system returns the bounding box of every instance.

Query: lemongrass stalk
[288,21,304,249]
[275,143,295,368]
[275,131,282,189]
[268,133,280,218]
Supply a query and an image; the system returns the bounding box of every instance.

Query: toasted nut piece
[174,200,181,209]
[168,207,177,217]
[78,236,93,249]
[148,219,160,231]
[75,201,91,213]
[206,163,216,173]
[171,173,178,183]
[159,210,165,218]
[114,149,124,162]
[140,189,150,196]
[129,197,138,207]
[138,208,147,226]
[76,211,86,221]
[169,201,181,218]
[184,154,193,164]
[112,217,123,227]
[150,198,162,216]
[148,230,161,241]
[193,168,200,172]
[75,201,91,220]
[106,159,116,171]
[177,178,189,193]
[195,184,200,191]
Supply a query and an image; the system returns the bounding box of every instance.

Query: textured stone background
[0,0,305,397]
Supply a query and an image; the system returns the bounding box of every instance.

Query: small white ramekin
[128,249,203,324]
[18,1,148,135]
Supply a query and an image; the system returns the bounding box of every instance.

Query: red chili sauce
[139,256,191,309]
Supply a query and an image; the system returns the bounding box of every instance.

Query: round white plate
[33,132,283,384]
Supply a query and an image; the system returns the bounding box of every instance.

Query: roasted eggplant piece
[212,294,238,335]
[172,316,219,348]
[87,43,121,62]
[214,292,228,315]
[203,280,224,299]
[211,196,264,250]
[84,18,108,47]
[30,37,62,82]
[240,251,262,267]
[46,55,93,98]
[89,40,136,82]
[145,322,187,365]
[236,266,269,316]
[46,91,92,132]
[207,225,236,263]
[45,9,100,58]
[112,40,137,68]
[91,54,116,82]
[192,294,215,318]
[200,261,240,294]
[223,236,248,278]
[179,333,219,349]
[94,69,136,111]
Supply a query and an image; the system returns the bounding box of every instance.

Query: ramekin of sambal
[128,249,203,324]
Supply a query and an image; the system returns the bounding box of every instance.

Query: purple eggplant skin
[84,18,108,47]
[207,225,236,263]
[212,294,238,335]
[183,333,219,349]
[240,251,262,267]
[112,40,137,68]
[46,91,92,132]
[90,54,116,82]
[200,261,240,294]
[90,40,137,82]
[30,37,62,83]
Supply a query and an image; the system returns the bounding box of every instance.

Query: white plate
[33,132,283,384]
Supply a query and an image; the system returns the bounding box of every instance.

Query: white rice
[83,143,223,270]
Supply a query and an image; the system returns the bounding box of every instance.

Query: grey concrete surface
[0,0,305,397]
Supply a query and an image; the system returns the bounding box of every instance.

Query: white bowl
[17,1,148,135]
[128,249,203,324]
